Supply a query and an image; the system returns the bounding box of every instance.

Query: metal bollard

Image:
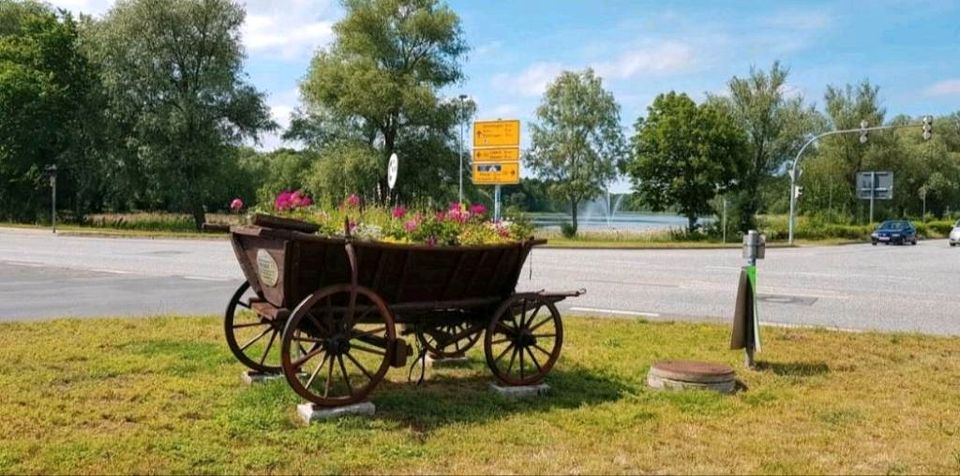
[733,230,765,369]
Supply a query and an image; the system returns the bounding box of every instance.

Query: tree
[89,0,273,229]
[709,61,825,231]
[0,1,103,221]
[625,92,748,232]
[526,69,625,235]
[296,0,469,204]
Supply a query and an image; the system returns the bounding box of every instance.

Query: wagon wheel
[416,321,483,358]
[484,294,563,386]
[224,281,284,373]
[280,284,396,407]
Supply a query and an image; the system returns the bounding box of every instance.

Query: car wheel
[951,243,956,247]
[872,241,877,246]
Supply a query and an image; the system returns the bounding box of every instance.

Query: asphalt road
[2,228,959,335]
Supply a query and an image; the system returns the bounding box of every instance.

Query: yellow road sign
[474,120,520,147]
[473,147,520,163]
[472,162,520,185]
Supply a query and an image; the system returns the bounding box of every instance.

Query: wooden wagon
[225,214,582,407]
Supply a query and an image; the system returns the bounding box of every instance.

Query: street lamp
[458,94,468,204]
[45,164,57,233]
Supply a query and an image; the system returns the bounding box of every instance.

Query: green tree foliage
[88,0,273,229]
[626,92,748,232]
[526,69,625,235]
[296,0,469,205]
[0,1,103,221]
[710,61,825,231]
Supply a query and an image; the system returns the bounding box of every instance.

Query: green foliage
[88,0,274,229]
[625,92,748,232]
[709,61,826,231]
[527,68,626,235]
[296,0,469,204]
[0,1,103,221]
[559,221,576,239]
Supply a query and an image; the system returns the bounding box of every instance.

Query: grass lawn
[2,316,959,474]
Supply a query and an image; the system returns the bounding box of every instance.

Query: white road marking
[570,306,661,317]
[90,268,135,275]
[182,275,232,282]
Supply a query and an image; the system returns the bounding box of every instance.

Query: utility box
[742,230,766,261]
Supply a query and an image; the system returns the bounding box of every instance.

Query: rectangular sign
[473,147,520,163]
[857,171,894,200]
[474,120,520,148]
[472,162,520,185]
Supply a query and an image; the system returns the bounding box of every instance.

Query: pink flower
[447,208,470,224]
[425,236,438,247]
[469,203,487,216]
[275,191,293,211]
[449,202,464,212]
[344,194,361,208]
[404,219,418,232]
[392,206,407,219]
[299,195,313,207]
[495,223,510,238]
[435,210,446,221]
[229,198,243,212]
[290,191,304,207]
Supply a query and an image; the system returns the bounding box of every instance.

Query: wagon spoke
[258,329,278,366]
[344,351,374,380]
[232,320,267,329]
[292,345,326,368]
[292,335,324,344]
[532,343,553,358]
[507,345,519,375]
[518,299,528,328]
[528,315,554,333]
[350,343,386,356]
[531,333,556,339]
[239,326,273,352]
[350,326,387,339]
[337,355,354,395]
[491,337,511,345]
[323,354,335,398]
[237,300,251,309]
[525,347,542,374]
[519,345,526,379]
[494,342,515,363]
[304,353,329,390]
[524,304,542,329]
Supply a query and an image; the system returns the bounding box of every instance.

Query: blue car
[871,220,917,246]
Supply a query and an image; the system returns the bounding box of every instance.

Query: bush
[559,222,577,238]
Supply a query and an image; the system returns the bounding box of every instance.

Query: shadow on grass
[369,365,630,432]
[755,360,830,377]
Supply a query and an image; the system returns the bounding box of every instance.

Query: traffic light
[794,185,803,199]
[859,120,869,144]
[922,115,933,140]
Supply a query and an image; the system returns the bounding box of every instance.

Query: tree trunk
[191,204,206,232]
[688,215,697,234]
[570,200,579,236]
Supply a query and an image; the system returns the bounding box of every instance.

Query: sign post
[472,120,521,220]
[857,171,893,223]
[46,165,57,234]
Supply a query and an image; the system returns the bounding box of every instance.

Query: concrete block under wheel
[241,370,284,385]
[489,382,550,398]
[647,360,736,394]
[297,401,375,423]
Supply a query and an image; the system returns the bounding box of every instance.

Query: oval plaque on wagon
[256,249,280,287]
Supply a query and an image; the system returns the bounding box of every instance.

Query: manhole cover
[758,294,817,306]
[647,360,736,394]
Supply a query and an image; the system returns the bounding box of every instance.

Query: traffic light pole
[788,121,929,244]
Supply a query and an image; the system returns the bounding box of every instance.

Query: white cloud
[48,0,339,61]
[491,62,565,97]
[591,42,695,80]
[240,0,338,60]
[763,10,833,31]
[926,79,960,96]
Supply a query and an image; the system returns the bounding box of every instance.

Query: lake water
[529,212,709,232]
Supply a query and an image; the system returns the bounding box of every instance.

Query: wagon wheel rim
[417,321,483,358]
[484,295,563,386]
[224,281,285,373]
[281,285,396,407]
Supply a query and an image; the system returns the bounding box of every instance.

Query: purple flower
[392,206,407,219]
[230,198,244,213]
[275,191,294,211]
[469,203,487,216]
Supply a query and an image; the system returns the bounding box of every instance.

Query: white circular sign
[387,153,399,190]
[256,249,279,288]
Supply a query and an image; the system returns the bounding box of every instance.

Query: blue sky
[54,0,960,190]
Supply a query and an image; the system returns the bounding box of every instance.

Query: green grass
[1,316,959,474]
